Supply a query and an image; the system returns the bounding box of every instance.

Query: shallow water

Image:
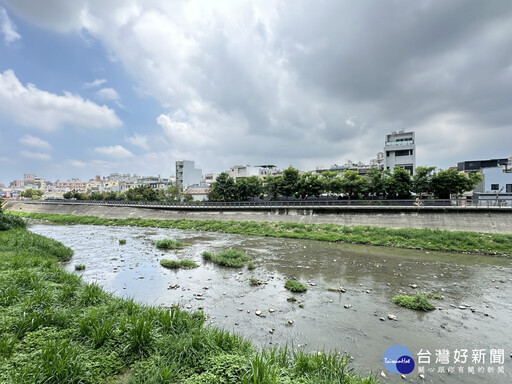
[30,224,512,383]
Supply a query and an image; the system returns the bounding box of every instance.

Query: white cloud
[126,133,150,150]
[21,150,51,161]
[0,69,122,131]
[84,78,107,88]
[96,87,119,101]
[19,134,52,150]
[0,6,21,45]
[93,145,134,158]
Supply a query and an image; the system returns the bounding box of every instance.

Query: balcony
[385,140,414,146]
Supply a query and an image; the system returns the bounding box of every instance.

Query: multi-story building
[384,130,416,175]
[227,165,279,180]
[176,160,202,190]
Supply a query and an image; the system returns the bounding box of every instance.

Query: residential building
[384,130,416,175]
[176,160,202,190]
[228,164,279,180]
[183,187,210,201]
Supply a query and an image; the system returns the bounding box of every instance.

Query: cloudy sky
[1,0,512,185]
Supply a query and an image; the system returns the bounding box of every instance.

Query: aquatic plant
[160,259,198,269]
[153,239,190,250]
[249,277,261,286]
[284,280,308,293]
[75,264,86,271]
[247,262,256,270]
[202,249,251,268]
[119,239,126,245]
[391,292,435,311]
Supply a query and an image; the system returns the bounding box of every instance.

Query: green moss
[391,292,435,311]
[285,280,308,293]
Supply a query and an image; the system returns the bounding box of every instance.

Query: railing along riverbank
[11,198,512,209]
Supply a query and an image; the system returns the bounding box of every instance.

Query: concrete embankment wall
[5,201,512,234]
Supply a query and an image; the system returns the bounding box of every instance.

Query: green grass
[202,249,251,268]
[160,258,199,269]
[9,211,512,256]
[391,292,437,311]
[0,225,377,383]
[75,264,86,271]
[285,280,308,293]
[153,238,189,250]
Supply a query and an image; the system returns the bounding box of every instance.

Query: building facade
[175,160,202,190]
[384,130,416,175]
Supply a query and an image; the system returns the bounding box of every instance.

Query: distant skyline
[1,1,512,185]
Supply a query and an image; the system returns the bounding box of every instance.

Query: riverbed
[29,223,512,384]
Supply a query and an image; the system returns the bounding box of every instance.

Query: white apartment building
[228,165,279,180]
[176,160,202,190]
[384,130,416,175]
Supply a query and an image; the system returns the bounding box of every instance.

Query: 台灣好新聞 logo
[383,345,415,375]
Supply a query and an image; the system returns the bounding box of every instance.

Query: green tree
[339,170,367,200]
[263,175,281,200]
[20,188,43,199]
[279,167,300,198]
[365,168,384,199]
[235,176,263,200]
[431,169,483,199]
[208,173,236,201]
[412,166,436,197]
[90,191,104,201]
[125,186,158,202]
[63,191,73,199]
[321,171,343,196]
[295,172,325,199]
[382,168,411,199]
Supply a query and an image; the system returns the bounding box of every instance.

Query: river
[29,223,512,384]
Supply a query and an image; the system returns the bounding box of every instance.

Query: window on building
[395,149,411,156]
[506,184,512,193]
[491,184,499,191]
[386,151,390,157]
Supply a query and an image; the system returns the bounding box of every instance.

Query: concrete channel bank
[6,201,512,234]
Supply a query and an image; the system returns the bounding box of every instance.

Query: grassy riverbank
[9,210,512,256]
[0,222,377,383]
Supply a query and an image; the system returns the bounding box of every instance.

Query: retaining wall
[5,201,512,234]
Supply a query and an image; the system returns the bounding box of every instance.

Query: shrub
[202,249,251,268]
[249,277,261,286]
[154,239,189,250]
[284,280,308,293]
[160,259,198,269]
[247,262,256,270]
[391,293,435,311]
[0,212,26,231]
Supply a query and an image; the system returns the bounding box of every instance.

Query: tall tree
[321,171,343,196]
[235,176,263,200]
[295,172,325,199]
[382,168,411,199]
[263,175,281,200]
[339,170,367,200]
[208,172,236,201]
[365,168,384,199]
[412,166,436,197]
[431,169,483,199]
[279,167,300,198]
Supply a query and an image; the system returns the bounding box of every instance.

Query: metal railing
[15,198,512,209]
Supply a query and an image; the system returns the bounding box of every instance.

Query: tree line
[62,185,192,202]
[208,166,483,201]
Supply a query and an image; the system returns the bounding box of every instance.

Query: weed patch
[285,280,308,293]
